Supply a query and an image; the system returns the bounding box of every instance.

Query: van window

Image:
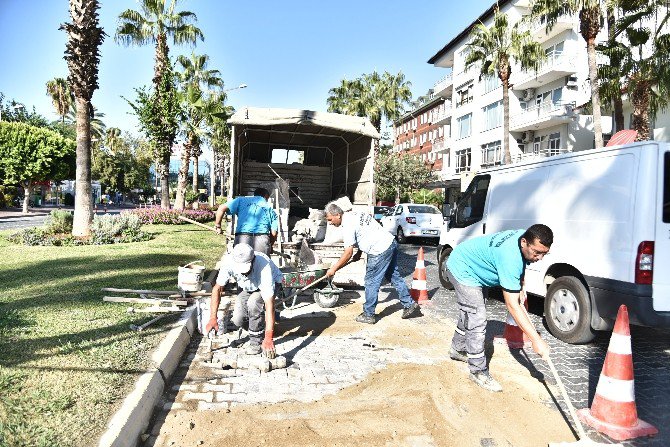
[664,152,670,223]
[452,175,491,228]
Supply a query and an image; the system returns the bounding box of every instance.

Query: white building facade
[426,0,611,194]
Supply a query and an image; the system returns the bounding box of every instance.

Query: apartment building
[426,0,609,195]
[392,91,449,175]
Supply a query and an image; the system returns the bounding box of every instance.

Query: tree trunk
[174,142,191,210]
[499,60,512,165]
[192,153,199,193]
[159,153,170,209]
[581,6,604,148]
[631,80,651,141]
[209,151,216,206]
[606,6,625,133]
[72,97,93,237]
[22,182,32,214]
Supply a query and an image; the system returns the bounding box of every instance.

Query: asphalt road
[396,241,669,446]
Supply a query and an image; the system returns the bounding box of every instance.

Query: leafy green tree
[0,122,75,213]
[327,71,412,133]
[45,77,73,124]
[64,103,106,141]
[125,67,182,208]
[60,0,105,236]
[374,147,434,204]
[598,0,670,141]
[530,0,605,148]
[406,189,443,207]
[466,7,545,164]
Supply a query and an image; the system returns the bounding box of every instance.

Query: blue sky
[0,0,490,136]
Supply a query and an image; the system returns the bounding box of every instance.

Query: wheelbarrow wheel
[314,290,340,308]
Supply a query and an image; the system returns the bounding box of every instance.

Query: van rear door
[655,149,670,311]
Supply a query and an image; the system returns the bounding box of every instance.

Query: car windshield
[407,205,440,214]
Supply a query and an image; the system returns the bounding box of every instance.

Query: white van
[436,141,670,343]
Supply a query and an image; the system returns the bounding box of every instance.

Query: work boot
[244,342,262,355]
[449,348,467,363]
[469,370,503,392]
[401,302,420,319]
[355,312,376,324]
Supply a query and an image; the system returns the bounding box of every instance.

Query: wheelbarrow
[280,263,344,309]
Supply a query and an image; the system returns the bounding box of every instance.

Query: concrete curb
[98,306,197,447]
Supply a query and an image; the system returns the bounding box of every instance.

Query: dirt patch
[150,296,576,447]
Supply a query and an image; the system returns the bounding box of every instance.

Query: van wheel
[544,276,595,344]
[438,247,453,289]
[396,227,406,244]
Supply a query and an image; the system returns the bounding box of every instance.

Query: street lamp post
[210,83,247,206]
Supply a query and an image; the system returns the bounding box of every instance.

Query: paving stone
[197,401,230,411]
[182,392,213,403]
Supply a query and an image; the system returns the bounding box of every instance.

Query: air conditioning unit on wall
[566,75,578,88]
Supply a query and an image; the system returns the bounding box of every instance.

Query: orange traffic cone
[495,293,531,348]
[577,305,658,441]
[410,247,429,304]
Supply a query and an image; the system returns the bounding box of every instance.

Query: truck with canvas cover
[226,107,380,286]
[436,141,670,343]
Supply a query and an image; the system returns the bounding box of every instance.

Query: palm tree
[206,103,234,204]
[530,0,605,148]
[465,8,546,164]
[60,0,105,237]
[65,103,106,141]
[176,53,223,192]
[326,71,412,133]
[599,0,670,140]
[45,77,73,124]
[598,3,625,133]
[105,127,122,154]
[115,0,204,208]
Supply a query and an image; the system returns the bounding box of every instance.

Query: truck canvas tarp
[227,107,381,285]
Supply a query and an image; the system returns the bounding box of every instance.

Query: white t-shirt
[216,252,283,300]
[341,212,393,256]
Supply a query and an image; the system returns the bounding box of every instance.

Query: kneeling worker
[206,243,282,358]
[446,224,552,392]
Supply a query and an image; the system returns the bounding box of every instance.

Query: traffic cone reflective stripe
[410,247,429,304]
[577,305,658,441]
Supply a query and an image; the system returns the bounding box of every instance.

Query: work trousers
[447,268,488,373]
[363,240,414,316]
[232,284,281,345]
[234,233,272,256]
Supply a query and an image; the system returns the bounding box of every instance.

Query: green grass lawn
[0,224,225,447]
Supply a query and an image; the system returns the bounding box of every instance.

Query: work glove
[205,317,219,334]
[262,330,276,359]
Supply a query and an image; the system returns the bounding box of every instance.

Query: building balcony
[521,13,576,42]
[510,101,575,132]
[511,53,577,90]
[433,104,452,125]
[431,136,451,154]
[433,74,453,98]
[513,147,572,163]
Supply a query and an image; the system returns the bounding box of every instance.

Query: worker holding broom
[214,187,278,255]
[206,243,282,358]
[446,224,552,392]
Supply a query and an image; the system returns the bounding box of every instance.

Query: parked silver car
[380,203,443,243]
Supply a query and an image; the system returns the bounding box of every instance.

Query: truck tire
[314,291,339,308]
[438,247,454,289]
[544,276,595,344]
[396,227,407,244]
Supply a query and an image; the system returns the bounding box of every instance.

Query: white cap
[232,243,255,274]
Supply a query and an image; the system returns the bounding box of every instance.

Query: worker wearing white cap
[206,243,283,357]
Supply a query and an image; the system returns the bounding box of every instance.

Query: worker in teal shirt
[215,187,278,255]
[445,224,552,392]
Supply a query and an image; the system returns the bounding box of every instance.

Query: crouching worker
[206,243,283,358]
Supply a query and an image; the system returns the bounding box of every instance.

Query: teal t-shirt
[447,229,527,292]
[226,196,278,234]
